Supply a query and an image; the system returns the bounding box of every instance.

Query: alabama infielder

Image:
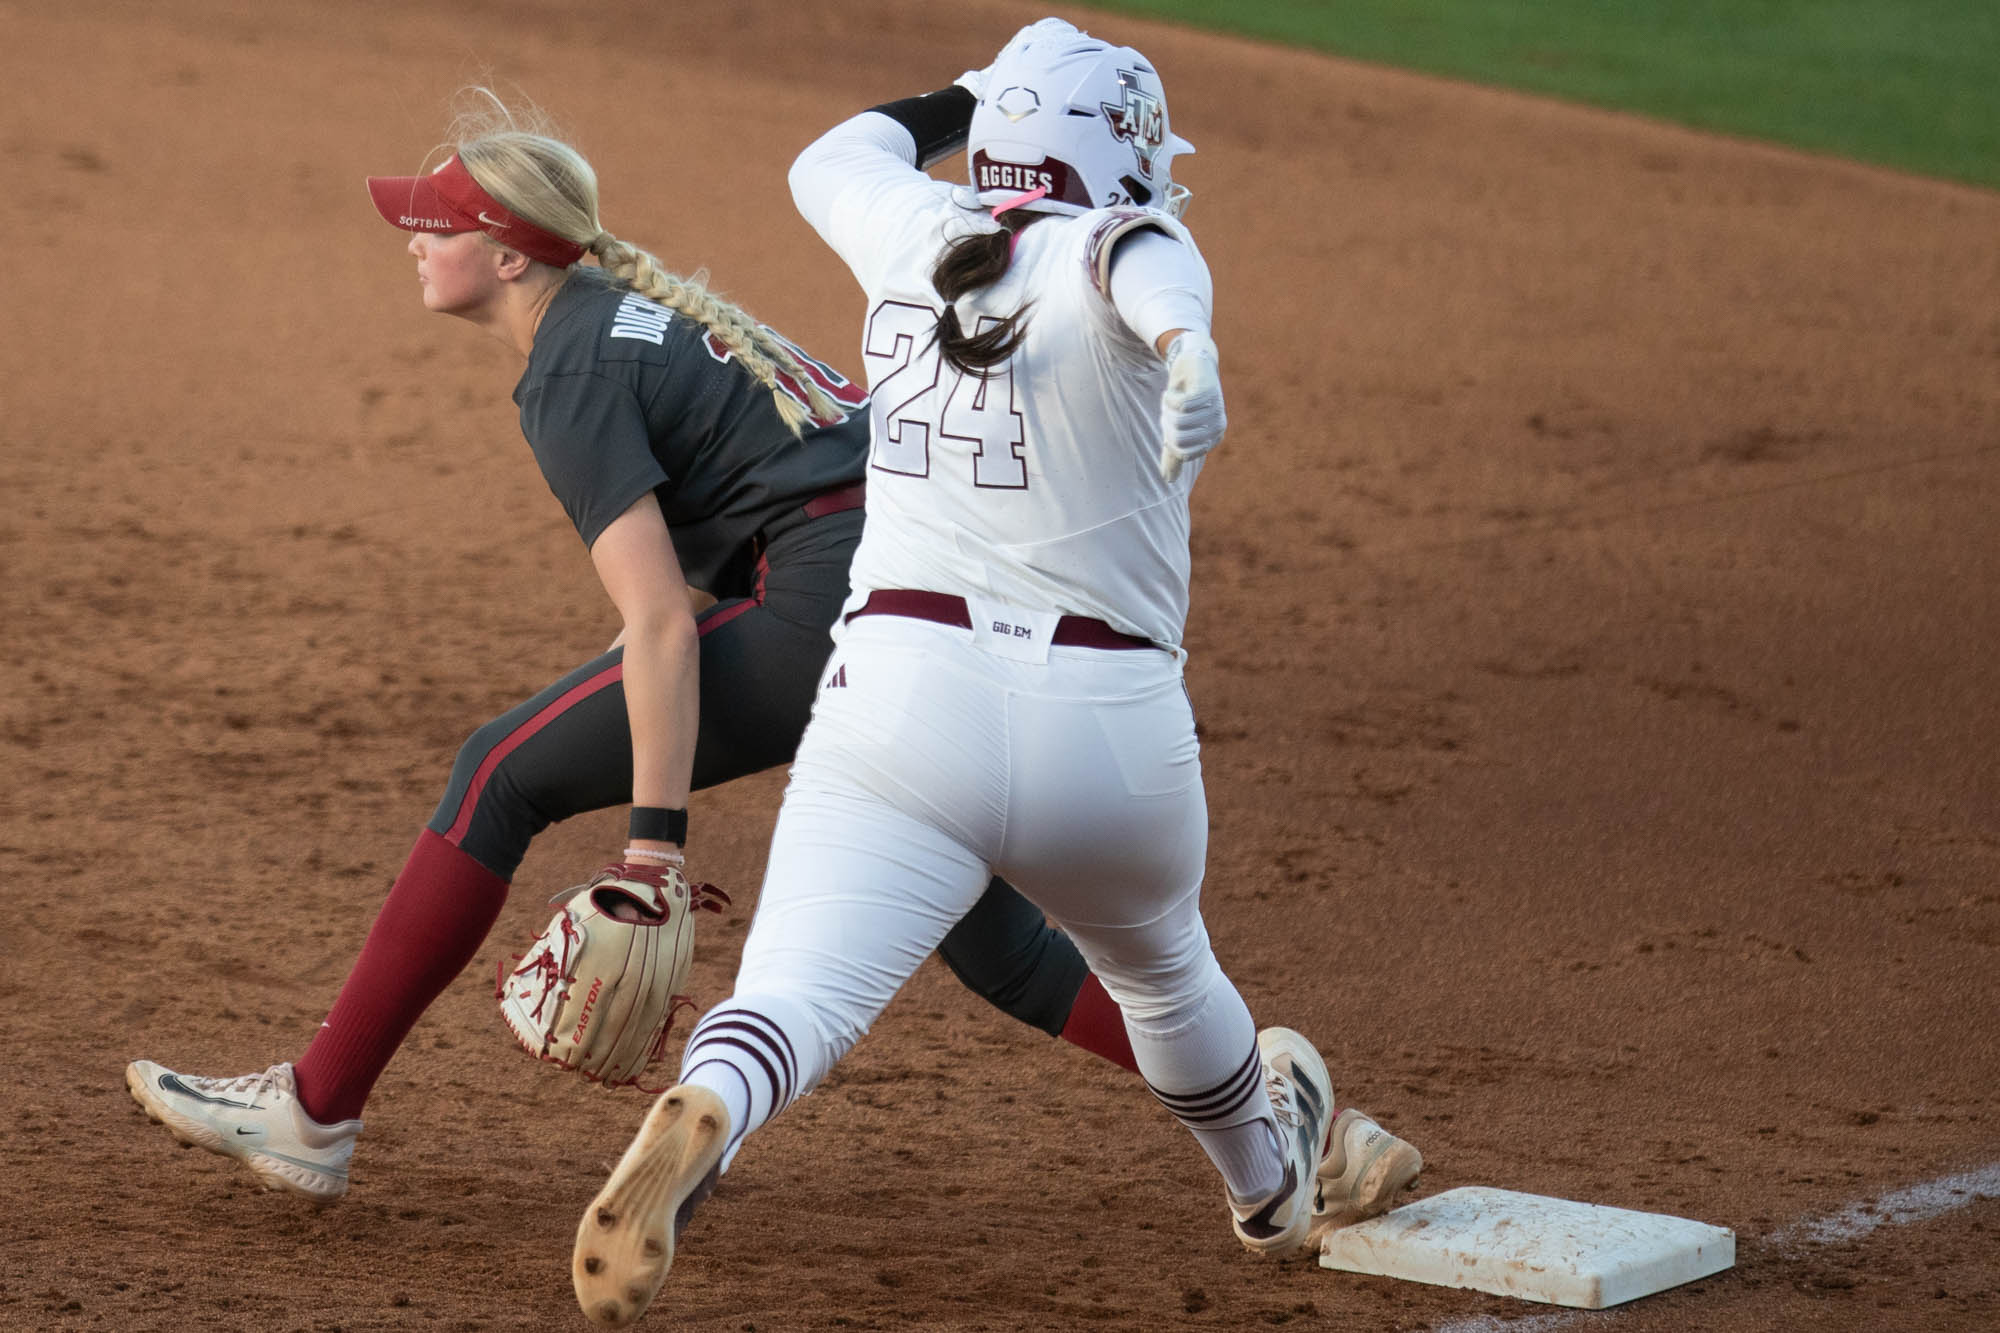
[124,86,1158,1209]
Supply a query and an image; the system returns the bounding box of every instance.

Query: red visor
[365,155,586,268]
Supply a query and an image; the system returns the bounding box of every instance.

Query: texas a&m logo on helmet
[1101,70,1170,178]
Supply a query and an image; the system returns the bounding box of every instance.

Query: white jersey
[791,113,1214,648]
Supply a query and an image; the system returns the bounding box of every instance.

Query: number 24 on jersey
[862,299,1027,490]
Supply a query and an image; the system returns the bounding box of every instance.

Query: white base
[1318,1186,1735,1309]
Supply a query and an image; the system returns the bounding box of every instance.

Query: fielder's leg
[935,877,1138,1071]
[289,559,842,1129]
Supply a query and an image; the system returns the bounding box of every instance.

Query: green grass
[1084,1,2000,189]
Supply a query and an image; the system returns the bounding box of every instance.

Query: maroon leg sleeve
[1059,972,1140,1074]
[292,830,509,1124]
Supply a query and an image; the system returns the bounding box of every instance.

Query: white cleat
[573,1084,729,1327]
[125,1060,362,1203]
[1314,1106,1423,1238]
[1230,1027,1336,1258]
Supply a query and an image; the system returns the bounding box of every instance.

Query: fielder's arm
[607,585,715,650]
[589,494,699,843]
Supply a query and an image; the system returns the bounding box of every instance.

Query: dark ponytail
[930,214,1040,378]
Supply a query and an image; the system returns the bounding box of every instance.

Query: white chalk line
[1432,1314,1609,1333]
[1766,1161,2000,1250]
[1425,1161,2000,1333]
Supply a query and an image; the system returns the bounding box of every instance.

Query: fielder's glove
[1158,330,1226,482]
[496,861,728,1089]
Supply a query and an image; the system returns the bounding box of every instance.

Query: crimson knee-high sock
[292,830,509,1124]
[1059,973,1140,1073]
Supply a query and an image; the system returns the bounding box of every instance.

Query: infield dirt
[4,2,1996,1330]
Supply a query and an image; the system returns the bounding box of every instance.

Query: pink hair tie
[990,185,1049,218]
[990,185,1049,258]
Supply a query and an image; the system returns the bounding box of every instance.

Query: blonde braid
[440,87,841,436]
[594,233,842,436]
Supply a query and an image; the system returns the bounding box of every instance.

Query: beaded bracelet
[622,846,686,866]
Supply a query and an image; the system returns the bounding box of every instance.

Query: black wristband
[867,86,976,170]
[628,806,688,845]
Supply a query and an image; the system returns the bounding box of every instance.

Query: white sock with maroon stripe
[679,1060,753,1159]
[1200,1116,1286,1204]
[1124,966,1287,1201]
[677,995,820,1168]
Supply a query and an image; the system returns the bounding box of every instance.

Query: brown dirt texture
[4,1,1997,1330]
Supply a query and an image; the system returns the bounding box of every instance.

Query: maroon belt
[802,481,866,520]
[847,589,1157,651]
[753,481,865,561]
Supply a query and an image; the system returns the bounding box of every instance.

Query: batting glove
[1158,330,1226,482]
[965,20,1085,103]
[1013,17,1085,50]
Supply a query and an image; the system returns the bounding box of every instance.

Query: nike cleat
[125,1060,361,1202]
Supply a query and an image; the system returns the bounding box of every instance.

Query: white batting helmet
[967,19,1195,218]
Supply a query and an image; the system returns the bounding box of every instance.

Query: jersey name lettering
[703,326,869,426]
[609,293,672,344]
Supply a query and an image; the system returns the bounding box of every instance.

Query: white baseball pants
[679,614,1271,1166]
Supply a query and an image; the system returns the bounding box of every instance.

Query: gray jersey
[514,269,869,596]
